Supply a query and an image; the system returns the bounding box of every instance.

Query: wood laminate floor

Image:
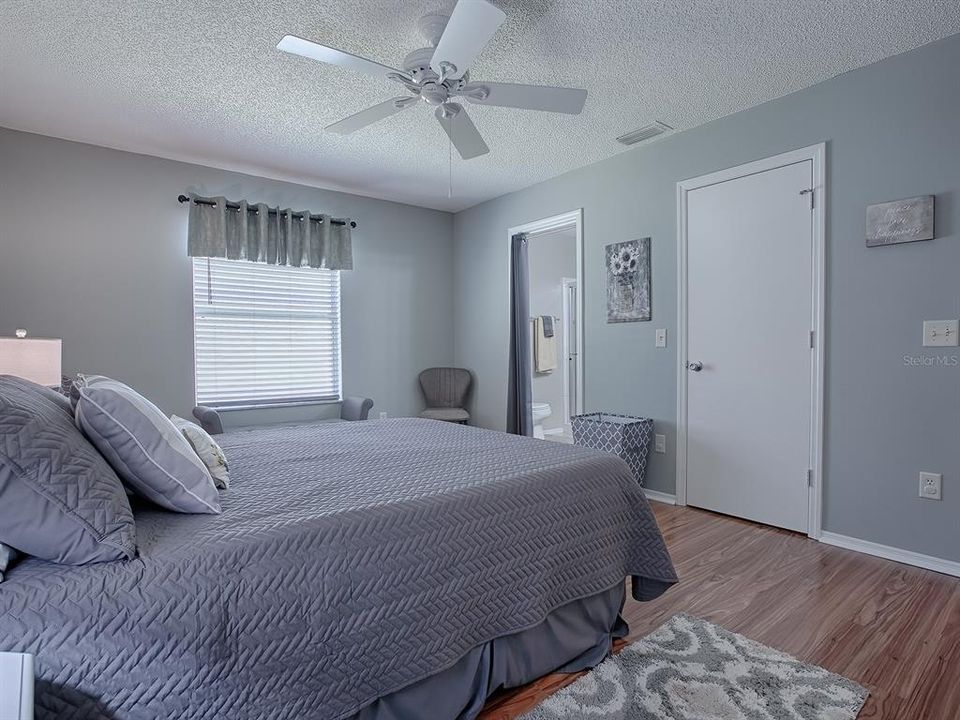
[479,503,960,720]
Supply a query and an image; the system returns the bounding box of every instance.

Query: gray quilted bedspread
[0,419,676,720]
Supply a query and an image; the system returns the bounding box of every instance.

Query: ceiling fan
[277,0,588,160]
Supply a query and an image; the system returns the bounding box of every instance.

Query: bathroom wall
[527,227,576,433]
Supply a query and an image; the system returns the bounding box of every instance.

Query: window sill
[207,398,342,412]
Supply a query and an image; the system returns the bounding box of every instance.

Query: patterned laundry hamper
[571,413,654,485]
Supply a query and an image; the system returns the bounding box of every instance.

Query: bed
[0,418,676,719]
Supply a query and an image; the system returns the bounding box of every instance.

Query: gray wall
[0,129,454,425]
[453,34,960,561]
[528,228,576,433]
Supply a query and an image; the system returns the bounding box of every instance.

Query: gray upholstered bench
[192,396,374,436]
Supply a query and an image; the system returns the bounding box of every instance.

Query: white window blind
[192,258,341,408]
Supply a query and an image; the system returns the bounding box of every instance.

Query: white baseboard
[820,531,960,578]
[642,488,677,505]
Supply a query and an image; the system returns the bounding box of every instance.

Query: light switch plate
[919,472,942,500]
[655,329,667,348]
[923,320,959,347]
[654,434,666,453]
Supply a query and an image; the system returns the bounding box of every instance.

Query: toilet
[532,402,552,439]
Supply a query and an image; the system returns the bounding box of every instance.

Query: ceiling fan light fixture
[420,81,449,106]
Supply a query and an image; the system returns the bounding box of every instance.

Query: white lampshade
[0,337,62,386]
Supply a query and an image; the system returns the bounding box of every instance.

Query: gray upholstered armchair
[193,396,374,435]
[418,367,472,424]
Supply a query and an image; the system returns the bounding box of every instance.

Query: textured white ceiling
[2,1,958,212]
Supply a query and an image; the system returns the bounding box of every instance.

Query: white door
[685,160,814,532]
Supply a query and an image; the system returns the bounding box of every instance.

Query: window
[192,258,341,408]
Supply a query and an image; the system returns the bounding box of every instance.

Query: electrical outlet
[655,329,667,348]
[919,472,942,500]
[379,412,388,420]
[923,320,959,347]
[654,434,666,453]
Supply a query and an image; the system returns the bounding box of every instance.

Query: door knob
[687,361,703,372]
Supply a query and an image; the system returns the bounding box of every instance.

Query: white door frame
[561,276,578,429]
[675,144,826,539]
[508,209,585,418]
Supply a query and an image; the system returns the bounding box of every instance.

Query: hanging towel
[535,316,557,373]
[540,315,554,338]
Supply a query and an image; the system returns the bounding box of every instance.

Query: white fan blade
[277,35,403,81]
[461,82,587,114]
[435,104,489,160]
[327,97,417,135]
[430,0,506,79]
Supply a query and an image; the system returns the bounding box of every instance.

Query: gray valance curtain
[186,193,353,270]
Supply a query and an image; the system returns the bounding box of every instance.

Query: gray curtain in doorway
[507,232,533,436]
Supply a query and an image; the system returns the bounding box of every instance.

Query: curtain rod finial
[178,194,190,203]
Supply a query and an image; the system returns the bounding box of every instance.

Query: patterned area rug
[521,614,868,720]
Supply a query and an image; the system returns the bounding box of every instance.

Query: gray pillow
[0,542,18,582]
[0,375,136,564]
[33,382,74,415]
[73,375,221,514]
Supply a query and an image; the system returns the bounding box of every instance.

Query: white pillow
[170,415,230,490]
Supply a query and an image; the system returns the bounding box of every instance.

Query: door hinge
[810,330,815,348]
[807,469,813,486]
[800,188,815,209]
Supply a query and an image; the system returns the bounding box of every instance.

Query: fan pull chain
[448,134,453,199]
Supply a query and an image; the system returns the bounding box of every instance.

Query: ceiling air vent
[616,121,673,146]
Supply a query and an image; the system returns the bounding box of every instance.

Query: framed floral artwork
[605,238,651,322]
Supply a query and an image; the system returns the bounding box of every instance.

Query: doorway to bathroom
[508,210,583,442]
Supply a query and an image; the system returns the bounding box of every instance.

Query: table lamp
[0,330,62,387]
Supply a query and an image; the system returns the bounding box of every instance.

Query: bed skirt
[352,581,628,720]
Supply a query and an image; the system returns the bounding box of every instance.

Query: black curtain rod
[177,195,356,228]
